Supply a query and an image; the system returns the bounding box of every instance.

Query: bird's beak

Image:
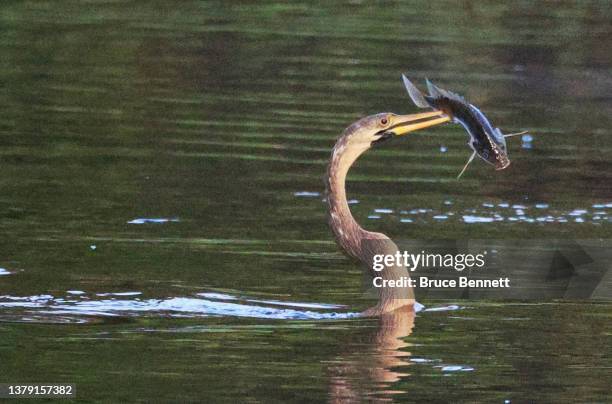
[389,111,450,136]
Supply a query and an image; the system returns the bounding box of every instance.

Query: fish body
[402,76,510,170]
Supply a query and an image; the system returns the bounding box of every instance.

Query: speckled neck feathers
[325,124,372,261]
[325,121,415,316]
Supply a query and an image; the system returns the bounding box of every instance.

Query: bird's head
[343,111,450,151]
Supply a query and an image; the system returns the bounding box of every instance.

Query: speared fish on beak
[402,75,529,179]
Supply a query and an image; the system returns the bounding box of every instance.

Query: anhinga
[325,110,450,316]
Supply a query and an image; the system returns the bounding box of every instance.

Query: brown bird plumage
[325,112,449,316]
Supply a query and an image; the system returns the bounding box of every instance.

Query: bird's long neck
[325,134,369,260]
[325,129,414,316]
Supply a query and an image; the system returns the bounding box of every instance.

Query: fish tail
[426,78,466,103]
[402,74,432,109]
[425,78,445,98]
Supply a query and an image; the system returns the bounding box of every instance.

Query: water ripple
[327,199,610,225]
[0,292,359,322]
[127,218,180,224]
[0,291,444,323]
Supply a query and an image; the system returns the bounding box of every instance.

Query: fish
[402,75,527,179]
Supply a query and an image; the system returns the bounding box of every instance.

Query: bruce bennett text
[373,276,511,288]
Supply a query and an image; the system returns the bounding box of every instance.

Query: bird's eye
[380,118,388,126]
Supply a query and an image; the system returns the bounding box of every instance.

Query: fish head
[491,128,511,170]
[471,128,510,170]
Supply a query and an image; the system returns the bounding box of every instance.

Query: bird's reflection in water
[328,306,415,402]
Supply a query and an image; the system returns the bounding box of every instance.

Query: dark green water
[1,1,611,402]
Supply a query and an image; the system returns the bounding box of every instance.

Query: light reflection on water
[127,217,181,224]
[296,192,611,224]
[0,292,360,321]
[0,291,462,323]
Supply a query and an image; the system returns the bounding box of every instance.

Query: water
[0,1,611,402]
